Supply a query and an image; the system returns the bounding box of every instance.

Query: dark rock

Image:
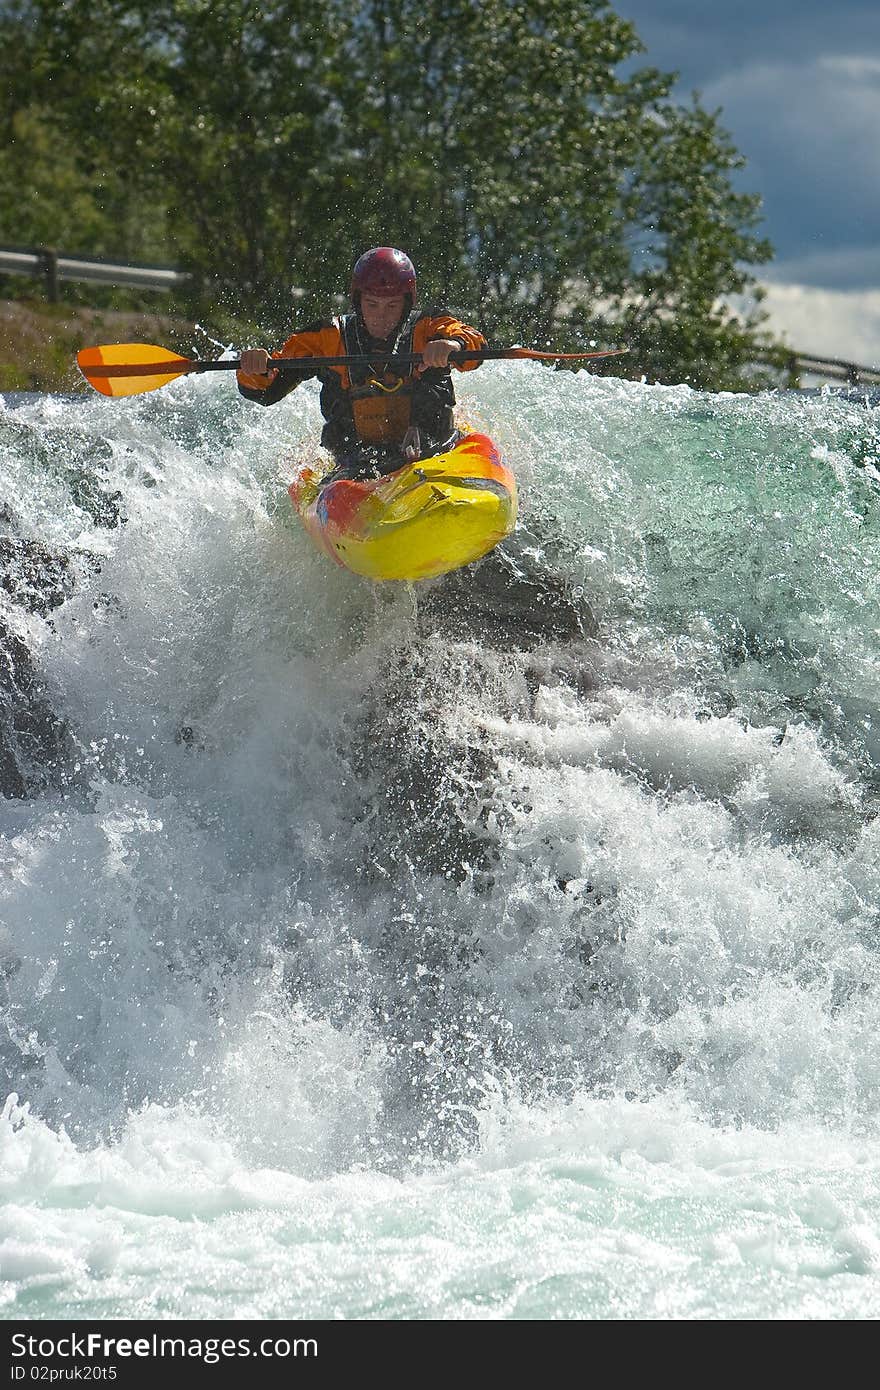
[0,617,71,799]
[418,543,597,649]
[0,536,75,616]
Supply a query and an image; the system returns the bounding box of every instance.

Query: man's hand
[418,339,461,371]
[238,348,275,377]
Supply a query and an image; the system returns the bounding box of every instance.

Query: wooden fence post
[36,247,59,303]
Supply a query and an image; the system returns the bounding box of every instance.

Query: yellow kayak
[287,431,517,581]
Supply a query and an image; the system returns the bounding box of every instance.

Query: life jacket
[338,310,422,445]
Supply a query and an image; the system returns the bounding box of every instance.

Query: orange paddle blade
[77,343,194,397]
[503,347,629,361]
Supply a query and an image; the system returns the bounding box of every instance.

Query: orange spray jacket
[236,309,486,454]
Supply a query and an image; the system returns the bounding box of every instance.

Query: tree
[2,0,778,386]
[0,0,174,308]
[609,97,775,388]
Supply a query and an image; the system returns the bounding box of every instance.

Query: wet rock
[344,539,599,885]
[418,543,597,649]
[0,523,77,797]
[348,659,496,884]
[0,617,70,798]
[0,536,75,616]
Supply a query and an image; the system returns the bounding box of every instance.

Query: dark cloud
[704,58,880,278]
[617,1,880,89]
[615,3,880,288]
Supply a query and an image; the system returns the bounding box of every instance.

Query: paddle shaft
[87,347,627,380]
[192,348,619,370]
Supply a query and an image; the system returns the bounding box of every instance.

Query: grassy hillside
[0,299,198,393]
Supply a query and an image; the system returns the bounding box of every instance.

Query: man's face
[360,292,407,339]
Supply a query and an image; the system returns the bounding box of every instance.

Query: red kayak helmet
[350,247,417,306]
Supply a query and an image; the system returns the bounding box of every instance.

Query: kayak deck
[288,431,517,581]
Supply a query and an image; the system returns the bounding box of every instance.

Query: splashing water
[2,364,880,1318]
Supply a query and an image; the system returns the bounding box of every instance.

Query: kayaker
[236,247,487,477]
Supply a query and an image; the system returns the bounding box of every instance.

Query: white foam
[3,366,880,1316]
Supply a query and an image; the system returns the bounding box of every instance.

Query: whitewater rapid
[1,364,880,1318]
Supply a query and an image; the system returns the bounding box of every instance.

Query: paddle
[76,342,629,398]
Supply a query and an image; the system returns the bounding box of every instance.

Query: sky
[616,0,880,365]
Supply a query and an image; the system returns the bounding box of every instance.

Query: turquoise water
[1,365,880,1319]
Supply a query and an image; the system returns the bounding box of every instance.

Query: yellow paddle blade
[77,343,194,397]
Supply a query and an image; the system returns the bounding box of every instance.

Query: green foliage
[1,0,779,386]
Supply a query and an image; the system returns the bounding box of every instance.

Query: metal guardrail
[0,246,188,297]
[751,348,880,388]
